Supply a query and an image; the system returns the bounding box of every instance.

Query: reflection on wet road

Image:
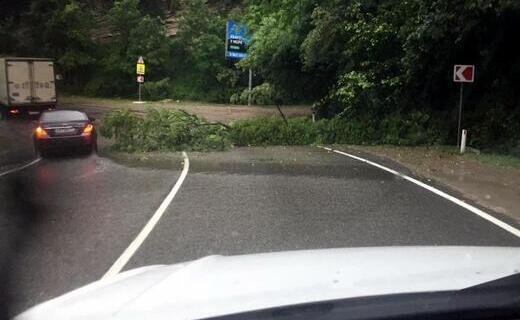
[1,121,520,317]
[0,153,181,315]
[0,119,36,169]
[126,147,520,271]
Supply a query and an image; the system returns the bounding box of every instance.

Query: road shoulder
[345,145,520,223]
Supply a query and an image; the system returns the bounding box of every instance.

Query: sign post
[136,56,146,103]
[453,64,474,146]
[225,21,252,105]
[248,68,252,106]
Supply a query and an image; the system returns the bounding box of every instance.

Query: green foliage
[299,0,520,152]
[169,0,235,101]
[101,109,230,152]
[231,111,444,147]
[379,111,443,146]
[106,0,141,47]
[315,117,376,145]
[3,0,519,152]
[100,109,143,152]
[230,83,275,105]
[19,0,96,84]
[92,0,171,96]
[333,71,374,117]
[50,2,96,69]
[101,109,447,151]
[241,0,318,101]
[142,78,171,100]
[230,117,318,146]
[466,104,520,155]
[0,17,20,55]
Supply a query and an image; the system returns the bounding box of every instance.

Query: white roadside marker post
[460,129,467,154]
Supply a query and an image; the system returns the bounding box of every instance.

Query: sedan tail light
[35,126,48,139]
[82,124,94,135]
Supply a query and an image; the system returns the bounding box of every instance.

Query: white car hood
[16,246,520,320]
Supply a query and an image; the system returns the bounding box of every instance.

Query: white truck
[0,57,57,119]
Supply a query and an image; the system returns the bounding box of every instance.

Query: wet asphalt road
[0,119,36,169]
[1,117,520,316]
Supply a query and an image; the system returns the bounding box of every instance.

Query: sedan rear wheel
[33,142,39,157]
[85,141,97,155]
[34,142,46,158]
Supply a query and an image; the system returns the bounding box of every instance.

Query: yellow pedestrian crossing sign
[136,56,145,75]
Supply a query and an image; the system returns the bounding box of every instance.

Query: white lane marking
[0,158,41,178]
[318,146,520,238]
[102,152,190,279]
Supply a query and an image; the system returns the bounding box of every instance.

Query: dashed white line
[318,146,520,238]
[0,158,41,178]
[102,151,190,279]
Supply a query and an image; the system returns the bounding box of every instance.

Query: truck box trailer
[0,57,57,119]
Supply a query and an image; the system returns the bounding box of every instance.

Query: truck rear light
[35,126,48,139]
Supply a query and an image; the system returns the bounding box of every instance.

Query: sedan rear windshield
[41,111,87,122]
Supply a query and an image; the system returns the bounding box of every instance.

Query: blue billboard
[225,20,250,60]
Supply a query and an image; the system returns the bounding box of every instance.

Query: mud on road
[59,95,312,123]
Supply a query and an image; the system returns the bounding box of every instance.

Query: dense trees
[1,0,519,152]
[87,0,171,95]
[243,0,520,151]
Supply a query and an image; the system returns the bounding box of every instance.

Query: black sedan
[33,110,97,157]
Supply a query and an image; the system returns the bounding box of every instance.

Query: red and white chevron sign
[453,65,475,83]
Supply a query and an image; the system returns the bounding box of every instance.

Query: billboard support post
[248,68,252,106]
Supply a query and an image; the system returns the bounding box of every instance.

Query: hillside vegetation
[1,0,519,154]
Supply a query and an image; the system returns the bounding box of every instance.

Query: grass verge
[349,145,520,170]
[466,152,520,169]
[421,145,520,169]
[99,109,520,171]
